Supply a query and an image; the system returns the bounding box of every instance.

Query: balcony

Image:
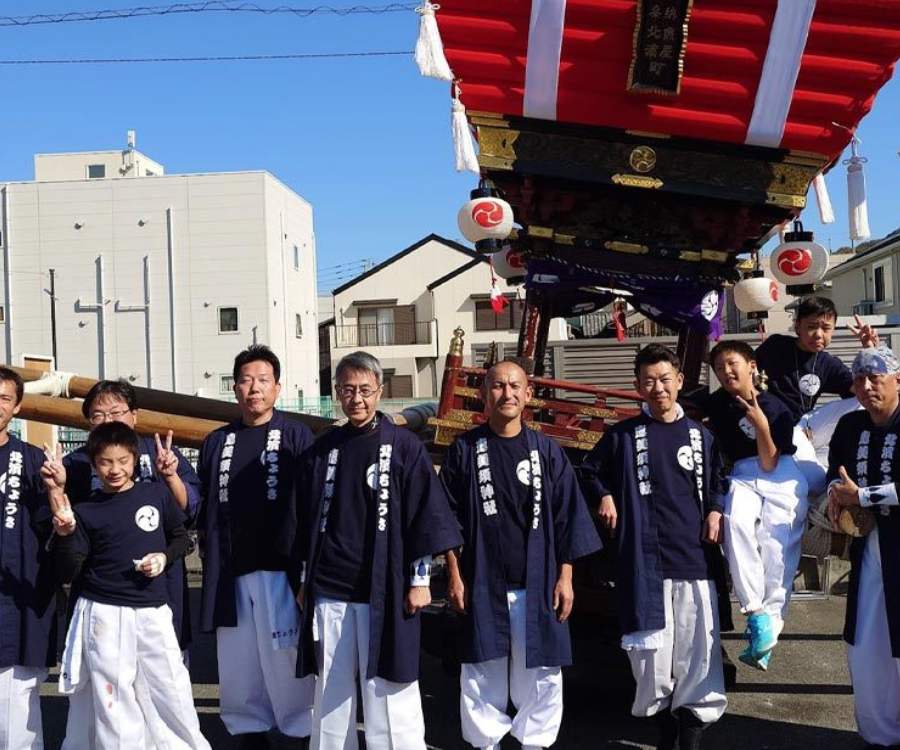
[334,321,433,348]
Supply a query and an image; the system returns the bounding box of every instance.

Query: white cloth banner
[523,0,568,120]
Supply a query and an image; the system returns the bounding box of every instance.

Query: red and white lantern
[457,187,513,253]
[491,245,527,285]
[733,273,778,319]
[770,222,829,288]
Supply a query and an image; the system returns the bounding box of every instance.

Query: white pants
[217,571,314,738]
[724,457,808,624]
[76,600,210,750]
[312,599,426,750]
[626,579,727,725]
[460,590,563,750]
[0,665,47,750]
[847,532,900,745]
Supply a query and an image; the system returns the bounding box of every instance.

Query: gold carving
[767,192,807,209]
[679,251,702,262]
[580,406,617,419]
[576,430,602,443]
[555,234,576,246]
[524,422,543,432]
[604,241,649,255]
[629,146,657,174]
[701,249,730,263]
[527,225,555,239]
[454,386,481,398]
[626,130,671,140]
[448,327,465,357]
[527,398,546,408]
[611,174,663,189]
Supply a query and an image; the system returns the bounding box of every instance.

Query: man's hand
[295,584,305,608]
[406,586,431,615]
[735,391,770,433]
[849,314,880,349]
[703,510,723,544]
[40,443,67,494]
[51,493,76,536]
[828,466,860,529]
[553,564,574,623]
[136,552,167,578]
[448,570,467,614]
[598,495,617,537]
[154,431,178,479]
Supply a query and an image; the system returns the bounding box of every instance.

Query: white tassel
[812,173,834,224]
[845,138,870,240]
[415,2,453,81]
[452,85,479,173]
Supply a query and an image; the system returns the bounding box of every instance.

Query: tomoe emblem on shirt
[135,505,160,532]
[676,445,695,471]
[738,416,757,439]
[515,459,532,486]
[798,373,821,397]
[366,463,378,490]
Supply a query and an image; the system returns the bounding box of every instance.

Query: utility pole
[49,268,58,367]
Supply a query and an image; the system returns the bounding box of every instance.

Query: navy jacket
[440,424,602,668]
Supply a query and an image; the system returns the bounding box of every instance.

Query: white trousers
[724,457,808,623]
[76,599,210,750]
[626,579,727,725]
[847,532,900,745]
[312,599,426,750]
[460,590,562,750]
[0,665,47,750]
[217,571,314,738]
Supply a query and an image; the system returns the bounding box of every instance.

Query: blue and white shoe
[747,612,778,658]
[738,644,773,671]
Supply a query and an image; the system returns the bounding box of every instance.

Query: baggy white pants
[0,665,48,750]
[312,599,426,750]
[460,590,563,750]
[77,599,210,750]
[217,571,314,737]
[626,579,727,725]
[724,456,808,625]
[847,531,900,746]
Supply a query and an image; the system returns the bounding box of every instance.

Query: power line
[0,50,410,65]
[0,3,417,27]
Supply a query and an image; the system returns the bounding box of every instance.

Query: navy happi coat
[0,437,56,668]
[294,415,462,683]
[197,410,313,631]
[440,424,602,669]
[580,412,733,635]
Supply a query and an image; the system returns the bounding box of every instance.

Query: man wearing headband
[827,346,900,747]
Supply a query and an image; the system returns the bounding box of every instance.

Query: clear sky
[0,2,897,291]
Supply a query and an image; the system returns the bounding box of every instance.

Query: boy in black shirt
[707,341,808,670]
[52,423,210,750]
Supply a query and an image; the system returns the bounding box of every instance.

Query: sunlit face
[635,361,684,420]
[483,362,532,422]
[0,380,21,435]
[93,444,137,492]
[713,351,756,396]
[336,368,382,427]
[87,394,137,432]
[234,360,281,423]
[795,314,836,353]
[854,372,900,416]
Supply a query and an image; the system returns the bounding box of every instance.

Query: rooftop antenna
[126,130,136,151]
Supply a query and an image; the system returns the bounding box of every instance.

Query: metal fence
[333,321,432,348]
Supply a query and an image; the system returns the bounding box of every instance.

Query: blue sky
[0,2,897,290]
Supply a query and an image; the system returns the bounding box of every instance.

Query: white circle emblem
[516,459,532,485]
[135,505,160,532]
[700,291,719,321]
[739,417,756,439]
[676,446,694,471]
[799,373,821,397]
[366,463,378,490]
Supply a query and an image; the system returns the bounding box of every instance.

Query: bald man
[441,361,601,750]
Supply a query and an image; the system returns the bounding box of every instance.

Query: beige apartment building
[0,141,319,399]
[822,230,900,317]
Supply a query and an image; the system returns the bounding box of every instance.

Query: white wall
[34,150,164,182]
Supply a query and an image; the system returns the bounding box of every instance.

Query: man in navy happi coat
[294,350,462,750]
[441,360,601,750]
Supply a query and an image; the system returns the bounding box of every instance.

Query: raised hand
[848,314,879,349]
[40,442,67,494]
[154,431,178,479]
[828,466,860,508]
[51,492,76,536]
[735,391,770,433]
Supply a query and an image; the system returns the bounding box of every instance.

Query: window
[218,306,239,333]
[383,372,413,398]
[293,245,301,270]
[296,313,303,338]
[873,260,893,306]
[0,231,3,246]
[87,164,106,179]
[220,375,235,393]
[474,298,524,331]
[356,305,417,345]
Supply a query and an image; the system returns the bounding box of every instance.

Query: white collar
[641,402,685,422]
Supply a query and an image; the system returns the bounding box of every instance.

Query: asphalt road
[38,562,867,750]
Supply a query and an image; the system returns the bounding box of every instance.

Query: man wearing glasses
[41,378,201,750]
[196,344,315,750]
[293,350,462,750]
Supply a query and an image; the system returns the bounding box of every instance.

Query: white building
[330,235,567,398]
[0,142,319,400]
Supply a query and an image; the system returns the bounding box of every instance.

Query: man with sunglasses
[293,350,462,750]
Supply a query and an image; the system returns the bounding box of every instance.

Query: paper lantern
[733,274,778,319]
[457,187,513,253]
[491,245,526,285]
[770,222,829,287]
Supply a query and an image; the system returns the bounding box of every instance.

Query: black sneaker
[236,732,270,750]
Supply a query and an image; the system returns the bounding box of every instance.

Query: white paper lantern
[491,245,527,285]
[770,223,829,287]
[733,276,778,315]
[457,188,513,253]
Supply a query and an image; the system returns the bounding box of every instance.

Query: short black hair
[0,366,24,405]
[633,344,681,376]
[796,296,838,322]
[86,421,140,463]
[81,379,138,419]
[709,340,755,366]
[233,344,281,383]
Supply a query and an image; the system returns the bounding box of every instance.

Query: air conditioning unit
[853,300,875,315]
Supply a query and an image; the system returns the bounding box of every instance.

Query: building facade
[0,146,319,400]
[822,230,899,316]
